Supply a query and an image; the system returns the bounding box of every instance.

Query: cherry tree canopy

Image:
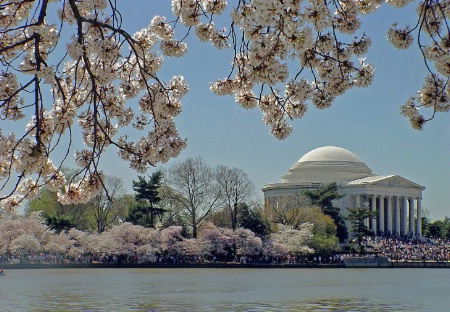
[1,0,448,211]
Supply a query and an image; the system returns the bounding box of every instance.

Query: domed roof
[298,146,364,163]
[281,146,373,183]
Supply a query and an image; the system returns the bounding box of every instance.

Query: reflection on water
[131,299,415,312]
[0,268,448,311]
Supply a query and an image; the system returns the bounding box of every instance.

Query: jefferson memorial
[262,146,425,236]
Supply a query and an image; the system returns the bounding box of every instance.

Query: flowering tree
[270,223,314,255]
[233,227,263,257]
[44,230,76,258]
[263,238,293,261]
[160,225,185,257]
[17,211,53,242]
[66,227,90,259]
[180,238,202,259]
[135,227,161,262]
[1,0,448,212]
[95,222,149,261]
[0,212,318,262]
[0,218,26,257]
[10,233,42,259]
[198,222,234,258]
[0,211,53,259]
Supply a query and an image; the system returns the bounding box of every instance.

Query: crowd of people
[0,251,345,266]
[364,236,450,262]
[5,237,450,265]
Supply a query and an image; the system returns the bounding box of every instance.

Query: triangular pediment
[346,175,425,190]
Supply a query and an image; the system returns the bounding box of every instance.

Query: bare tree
[165,157,222,238]
[270,193,311,228]
[158,185,188,229]
[216,166,254,230]
[88,175,129,233]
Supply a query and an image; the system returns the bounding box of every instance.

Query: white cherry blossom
[1,0,450,207]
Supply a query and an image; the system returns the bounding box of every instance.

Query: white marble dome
[281,146,373,184]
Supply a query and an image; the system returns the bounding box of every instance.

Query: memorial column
[395,196,400,236]
[416,197,422,237]
[402,197,408,235]
[371,195,377,235]
[409,198,415,236]
[386,195,392,235]
[356,194,361,208]
[379,195,385,235]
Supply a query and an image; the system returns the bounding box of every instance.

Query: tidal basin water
[0,268,449,311]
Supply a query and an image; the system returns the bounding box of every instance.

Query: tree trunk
[192,214,197,238]
[232,203,238,231]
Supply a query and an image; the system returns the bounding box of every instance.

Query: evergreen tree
[302,182,348,242]
[126,171,165,228]
[238,203,270,238]
[427,217,450,239]
[346,206,377,254]
[421,216,431,237]
[45,215,76,234]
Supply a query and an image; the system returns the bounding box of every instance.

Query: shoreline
[2,258,450,269]
[0,262,345,269]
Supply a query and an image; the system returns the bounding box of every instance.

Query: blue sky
[98,0,450,220]
[99,1,449,220]
[4,2,449,220]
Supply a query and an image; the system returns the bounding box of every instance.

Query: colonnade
[354,194,422,237]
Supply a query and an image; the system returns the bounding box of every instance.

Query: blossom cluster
[172,0,378,139]
[169,0,449,133]
[2,0,450,208]
[386,0,450,128]
[1,0,188,207]
[0,214,314,262]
